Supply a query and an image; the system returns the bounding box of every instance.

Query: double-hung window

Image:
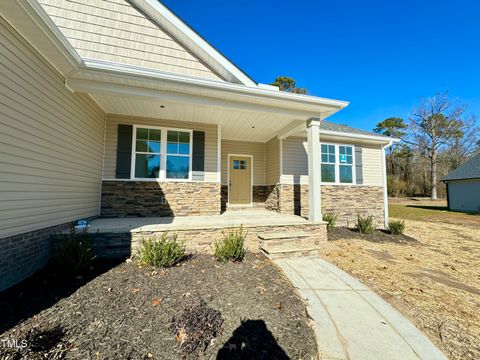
[132,125,192,180]
[321,144,336,182]
[338,145,354,183]
[320,143,355,184]
[134,127,161,178]
[166,130,191,179]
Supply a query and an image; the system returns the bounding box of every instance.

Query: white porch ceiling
[91,93,299,142]
[66,63,348,143]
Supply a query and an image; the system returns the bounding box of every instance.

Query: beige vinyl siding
[280,137,383,186]
[103,115,218,182]
[280,138,308,184]
[362,145,383,186]
[0,15,105,239]
[38,0,223,81]
[221,140,266,185]
[266,137,280,185]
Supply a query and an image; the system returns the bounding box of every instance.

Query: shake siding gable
[0,15,105,239]
[38,0,224,81]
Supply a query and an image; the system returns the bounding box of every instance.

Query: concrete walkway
[275,256,447,360]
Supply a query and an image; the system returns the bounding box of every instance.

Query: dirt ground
[0,253,317,359]
[321,200,480,360]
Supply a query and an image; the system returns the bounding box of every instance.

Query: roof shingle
[443,153,480,181]
[320,120,392,139]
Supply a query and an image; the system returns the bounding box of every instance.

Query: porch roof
[65,59,349,142]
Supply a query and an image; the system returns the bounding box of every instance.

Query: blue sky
[162,0,480,132]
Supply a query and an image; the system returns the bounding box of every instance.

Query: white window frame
[320,142,356,185]
[131,124,193,182]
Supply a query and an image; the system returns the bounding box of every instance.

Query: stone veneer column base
[101,181,221,217]
[278,184,385,227]
[0,222,73,292]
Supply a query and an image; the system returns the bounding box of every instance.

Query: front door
[229,156,251,205]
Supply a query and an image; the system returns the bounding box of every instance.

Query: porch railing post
[307,117,322,222]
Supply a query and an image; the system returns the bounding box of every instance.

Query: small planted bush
[323,212,337,231]
[214,226,247,262]
[171,298,224,356]
[355,214,376,234]
[137,233,186,268]
[388,219,405,235]
[52,224,95,276]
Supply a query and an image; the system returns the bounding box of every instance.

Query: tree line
[374,92,479,199]
[271,77,480,200]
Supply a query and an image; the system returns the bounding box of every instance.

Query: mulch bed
[0,253,317,359]
[328,227,417,244]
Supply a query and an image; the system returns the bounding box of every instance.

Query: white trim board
[131,0,257,86]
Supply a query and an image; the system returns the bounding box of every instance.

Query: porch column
[307,117,322,222]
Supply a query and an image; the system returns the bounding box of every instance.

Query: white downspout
[381,140,394,228]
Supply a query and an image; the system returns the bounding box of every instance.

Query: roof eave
[78,58,349,113]
[320,129,400,143]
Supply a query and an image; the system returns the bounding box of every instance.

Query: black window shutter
[355,145,363,184]
[192,131,205,181]
[116,124,133,179]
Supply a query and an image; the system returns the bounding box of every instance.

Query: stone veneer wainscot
[0,222,72,292]
[101,181,221,217]
[277,184,385,227]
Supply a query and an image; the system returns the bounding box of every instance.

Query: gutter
[80,59,349,110]
[321,130,401,143]
[381,140,394,228]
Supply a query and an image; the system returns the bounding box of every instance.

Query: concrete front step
[257,231,316,248]
[260,243,319,259]
[257,231,310,240]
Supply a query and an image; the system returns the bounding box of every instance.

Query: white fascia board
[131,0,257,87]
[18,0,83,71]
[320,130,401,143]
[65,78,321,118]
[80,58,349,112]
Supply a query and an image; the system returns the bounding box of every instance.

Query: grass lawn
[389,197,480,226]
[320,198,480,360]
[0,253,317,359]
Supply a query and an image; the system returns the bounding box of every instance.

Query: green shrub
[323,212,338,231]
[355,214,376,234]
[388,219,405,235]
[137,233,186,268]
[214,227,247,262]
[52,224,95,276]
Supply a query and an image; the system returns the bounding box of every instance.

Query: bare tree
[445,116,479,170]
[409,92,467,200]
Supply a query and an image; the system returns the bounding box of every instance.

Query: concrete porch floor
[88,209,310,234]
